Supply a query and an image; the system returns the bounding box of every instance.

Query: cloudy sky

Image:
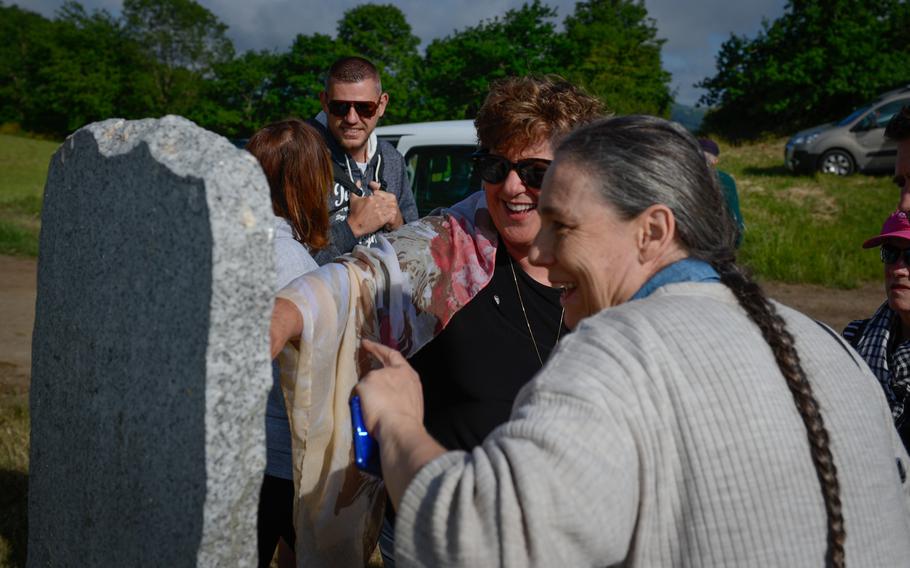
[18,0,787,105]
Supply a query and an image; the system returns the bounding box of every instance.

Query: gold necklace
[508,255,564,367]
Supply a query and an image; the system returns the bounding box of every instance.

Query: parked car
[785,86,910,175]
[375,120,479,216]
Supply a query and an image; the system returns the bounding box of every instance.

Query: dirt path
[0,255,888,393]
[760,280,884,332]
[0,256,36,395]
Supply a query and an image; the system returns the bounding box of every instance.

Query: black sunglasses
[327,98,380,118]
[881,243,910,265]
[470,152,552,189]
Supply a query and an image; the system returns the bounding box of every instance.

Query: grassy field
[0,135,58,257]
[722,139,895,287]
[0,132,898,285]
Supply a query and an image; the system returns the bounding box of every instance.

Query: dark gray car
[786,86,910,175]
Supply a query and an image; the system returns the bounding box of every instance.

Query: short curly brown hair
[474,75,606,155]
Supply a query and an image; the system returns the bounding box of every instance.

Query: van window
[871,99,910,129]
[837,105,871,126]
[405,145,482,216]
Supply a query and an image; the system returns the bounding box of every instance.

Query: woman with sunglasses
[267,76,603,566]
[843,210,910,452]
[245,119,333,568]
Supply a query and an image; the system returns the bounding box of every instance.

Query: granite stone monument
[29,116,274,567]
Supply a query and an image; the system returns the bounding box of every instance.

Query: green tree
[0,2,52,126]
[122,0,235,115]
[271,33,353,121]
[698,0,910,139]
[28,2,151,133]
[191,50,280,137]
[0,2,150,136]
[336,3,423,123]
[420,1,566,119]
[562,0,672,116]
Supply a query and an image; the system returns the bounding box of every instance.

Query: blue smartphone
[349,395,382,477]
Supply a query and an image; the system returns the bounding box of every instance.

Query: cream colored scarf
[276,192,498,566]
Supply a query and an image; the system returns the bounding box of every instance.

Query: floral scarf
[275,191,498,567]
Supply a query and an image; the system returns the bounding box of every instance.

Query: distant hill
[671,103,707,133]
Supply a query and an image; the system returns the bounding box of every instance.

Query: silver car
[786,86,910,175]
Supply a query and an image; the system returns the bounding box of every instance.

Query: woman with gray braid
[353,115,910,567]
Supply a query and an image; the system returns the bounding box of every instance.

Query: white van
[375,120,480,216]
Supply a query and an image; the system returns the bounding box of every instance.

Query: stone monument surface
[29,116,274,567]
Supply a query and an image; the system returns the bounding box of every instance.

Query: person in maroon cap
[843,210,910,450]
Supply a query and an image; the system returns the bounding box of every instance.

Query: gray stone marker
[29,116,274,567]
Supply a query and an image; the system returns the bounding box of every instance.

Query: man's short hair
[885,105,910,142]
[474,75,605,155]
[325,56,382,93]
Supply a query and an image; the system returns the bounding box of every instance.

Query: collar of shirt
[630,258,720,301]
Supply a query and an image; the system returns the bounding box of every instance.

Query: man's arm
[312,186,396,266]
[396,171,418,223]
[311,218,359,266]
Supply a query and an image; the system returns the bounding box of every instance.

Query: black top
[408,242,566,451]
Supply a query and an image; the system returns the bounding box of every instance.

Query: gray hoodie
[309,112,418,266]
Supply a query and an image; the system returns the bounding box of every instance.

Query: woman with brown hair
[245,119,332,568]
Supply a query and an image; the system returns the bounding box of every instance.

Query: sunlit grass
[721,138,894,287]
[0,134,58,257]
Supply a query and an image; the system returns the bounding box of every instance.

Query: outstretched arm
[270,297,303,360]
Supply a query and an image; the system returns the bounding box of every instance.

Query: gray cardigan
[395,283,910,567]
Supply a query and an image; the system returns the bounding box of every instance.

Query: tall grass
[0,392,28,568]
[0,134,58,257]
[723,139,895,288]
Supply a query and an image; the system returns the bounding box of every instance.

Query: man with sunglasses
[843,210,910,452]
[308,56,417,265]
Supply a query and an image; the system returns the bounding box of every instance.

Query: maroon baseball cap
[698,138,720,157]
[863,210,910,248]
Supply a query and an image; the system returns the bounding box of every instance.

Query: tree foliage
[1,2,148,134]
[0,2,53,126]
[271,33,353,121]
[190,50,280,138]
[698,0,910,139]
[563,0,671,117]
[421,1,566,119]
[336,4,423,123]
[123,0,234,114]
[0,0,676,138]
